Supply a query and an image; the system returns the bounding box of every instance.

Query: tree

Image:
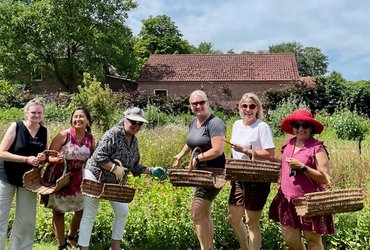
[268,41,328,76]
[134,15,192,59]
[191,42,223,54]
[0,0,138,92]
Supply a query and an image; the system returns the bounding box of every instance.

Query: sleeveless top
[280,136,325,200]
[4,121,47,186]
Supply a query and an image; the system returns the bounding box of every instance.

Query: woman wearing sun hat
[269,109,335,250]
[78,107,166,250]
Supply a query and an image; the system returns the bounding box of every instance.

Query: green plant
[267,97,308,136]
[330,109,369,141]
[70,73,122,131]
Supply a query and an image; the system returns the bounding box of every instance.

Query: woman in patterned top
[41,107,94,250]
[78,107,166,250]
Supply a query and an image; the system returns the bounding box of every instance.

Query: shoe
[66,235,78,248]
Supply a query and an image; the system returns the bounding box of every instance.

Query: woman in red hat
[269,109,335,250]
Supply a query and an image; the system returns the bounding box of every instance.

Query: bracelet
[24,157,28,163]
[110,164,116,172]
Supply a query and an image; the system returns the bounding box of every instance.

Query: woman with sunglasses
[226,93,275,250]
[172,90,226,250]
[78,107,166,250]
[269,109,334,250]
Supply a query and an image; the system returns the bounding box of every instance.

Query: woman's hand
[285,157,305,170]
[151,166,167,180]
[172,154,182,168]
[26,156,40,166]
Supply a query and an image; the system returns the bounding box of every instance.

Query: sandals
[66,235,78,248]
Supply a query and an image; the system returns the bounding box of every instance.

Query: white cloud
[127,0,370,80]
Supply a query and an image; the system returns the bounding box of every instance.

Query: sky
[127,0,370,81]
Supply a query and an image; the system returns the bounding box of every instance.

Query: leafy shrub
[70,73,122,131]
[44,101,70,122]
[330,109,369,141]
[267,97,308,137]
[144,105,174,129]
[0,80,31,108]
[0,108,23,122]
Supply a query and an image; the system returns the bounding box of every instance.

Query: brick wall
[138,81,292,102]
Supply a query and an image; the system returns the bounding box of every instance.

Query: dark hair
[70,107,92,133]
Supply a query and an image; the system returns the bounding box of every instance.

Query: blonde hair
[23,98,45,123]
[189,90,208,103]
[238,93,264,119]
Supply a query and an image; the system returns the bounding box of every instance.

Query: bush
[144,105,174,129]
[0,108,23,122]
[267,97,308,137]
[70,73,122,131]
[0,80,32,108]
[330,109,369,141]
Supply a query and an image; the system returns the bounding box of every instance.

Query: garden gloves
[151,166,167,180]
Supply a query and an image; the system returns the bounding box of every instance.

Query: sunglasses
[241,104,257,110]
[127,119,144,126]
[191,100,206,107]
[291,122,311,129]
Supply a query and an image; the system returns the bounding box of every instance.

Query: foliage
[44,101,70,122]
[266,97,309,137]
[70,73,122,131]
[0,80,31,108]
[133,15,193,59]
[330,109,369,141]
[0,0,138,91]
[143,105,174,129]
[342,80,370,116]
[191,42,223,54]
[0,108,23,122]
[268,41,328,76]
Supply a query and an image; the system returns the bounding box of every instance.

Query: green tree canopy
[134,15,192,59]
[0,0,138,91]
[191,42,223,54]
[268,41,328,77]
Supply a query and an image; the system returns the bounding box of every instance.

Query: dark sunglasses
[127,119,144,126]
[191,100,206,107]
[241,104,257,110]
[291,122,311,129]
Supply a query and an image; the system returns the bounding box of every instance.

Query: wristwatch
[195,154,200,163]
[301,165,308,172]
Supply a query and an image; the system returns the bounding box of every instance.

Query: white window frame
[154,89,168,97]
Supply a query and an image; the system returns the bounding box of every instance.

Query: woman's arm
[0,122,28,163]
[172,144,191,167]
[195,135,225,163]
[47,131,67,164]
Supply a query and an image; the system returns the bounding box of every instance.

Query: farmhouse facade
[137,53,300,102]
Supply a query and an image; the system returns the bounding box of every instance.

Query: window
[154,89,168,97]
[32,68,43,82]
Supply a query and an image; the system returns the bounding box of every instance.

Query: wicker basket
[23,150,71,195]
[225,158,281,182]
[169,167,226,188]
[293,188,365,216]
[169,147,226,188]
[81,159,136,203]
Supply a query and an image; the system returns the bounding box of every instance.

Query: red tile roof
[138,53,299,82]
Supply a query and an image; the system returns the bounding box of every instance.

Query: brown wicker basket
[293,188,365,216]
[169,147,226,188]
[169,167,226,188]
[23,150,71,195]
[81,159,136,203]
[225,158,281,182]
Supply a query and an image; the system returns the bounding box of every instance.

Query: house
[137,53,300,102]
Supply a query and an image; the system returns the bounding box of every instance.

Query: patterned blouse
[85,125,146,183]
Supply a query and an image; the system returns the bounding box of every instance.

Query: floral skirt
[269,189,336,235]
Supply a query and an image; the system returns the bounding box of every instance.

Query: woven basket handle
[113,159,128,186]
[250,146,255,161]
[189,147,202,171]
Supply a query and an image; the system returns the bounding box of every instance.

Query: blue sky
[127,0,370,81]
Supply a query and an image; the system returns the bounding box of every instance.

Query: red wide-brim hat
[281,109,324,134]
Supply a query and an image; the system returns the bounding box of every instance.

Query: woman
[269,109,335,250]
[41,107,94,250]
[226,93,275,250]
[78,107,166,250]
[172,90,226,250]
[0,98,49,250]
